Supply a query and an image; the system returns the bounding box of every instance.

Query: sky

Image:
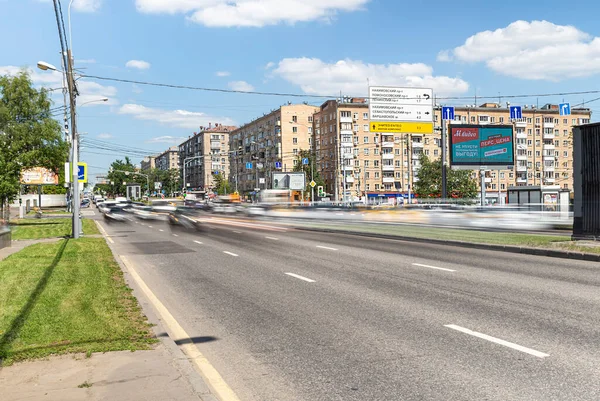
[2,0,600,179]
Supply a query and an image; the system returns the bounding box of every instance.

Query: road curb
[294,226,600,262]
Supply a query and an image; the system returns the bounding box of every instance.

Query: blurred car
[115,196,128,203]
[80,198,91,208]
[97,201,116,214]
[94,197,105,206]
[168,207,203,231]
[103,206,131,223]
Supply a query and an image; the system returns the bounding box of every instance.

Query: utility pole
[67,49,80,239]
[441,112,448,200]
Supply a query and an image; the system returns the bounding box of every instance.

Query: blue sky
[2,0,600,177]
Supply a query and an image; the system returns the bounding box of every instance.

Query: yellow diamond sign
[370,121,434,134]
[310,180,316,188]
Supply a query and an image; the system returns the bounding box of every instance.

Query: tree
[212,172,231,195]
[413,153,478,199]
[0,71,68,221]
[292,149,325,199]
[105,157,144,197]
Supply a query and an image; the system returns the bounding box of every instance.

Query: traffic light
[317,186,324,197]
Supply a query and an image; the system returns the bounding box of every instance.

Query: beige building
[179,124,235,191]
[229,104,319,194]
[155,146,180,171]
[140,155,157,171]
[313,99,591,203]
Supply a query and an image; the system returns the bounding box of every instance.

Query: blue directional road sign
[77,162,88,183]
[245,162,253,169]
[559,103,571,116]
[275,161,282,169]
[509,106,522,119]
[442,106,455,121]
[302,157,309,165]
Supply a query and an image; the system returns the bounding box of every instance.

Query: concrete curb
[294,226,600,262]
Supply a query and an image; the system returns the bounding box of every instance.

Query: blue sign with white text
[559,103,571,116]
[302,158,309,165]
[509,106,522,119]
[442,106,454,121]
[245,162,253,169]
[275,161,282,169]
[77,165,85,181]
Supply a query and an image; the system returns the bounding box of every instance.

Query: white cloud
[72,0,103,12]
[441,20,600,81]
[0,65,117,106]
[216,71,231,77]
[135,0,370,27]
[271,58,469,96]
[145,136,187,144]
[265,62,275,69]
[126,60,151,70]
[228,80,255,92]
[118,103,236,130]
[97,133,112,139]
[436,50,451,62]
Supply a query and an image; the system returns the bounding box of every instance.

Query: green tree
[413,153,478,199]
[106,157,146,196]
[0,71,68,220]
[212,172,231,195]
[292,149,325,199]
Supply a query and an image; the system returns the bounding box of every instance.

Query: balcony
[516,132,527,139]
[543,132,555,140]
[517,143,527,150]
[382,177,395,183]
[343,165,354,171]
[412,141,424,148]
[544,143,555,150]
[382,165,395,171]
[340,116,352,123]
[382,141,394,148]
[210,141,221,149]
[517,176,528,183]
[340,141,354,147]
[344,176,355,183]
[543,152,555,159]
[515,121,528,128]
[544,164,555,172]
[382,153,394,159]
[543,121,555,129]
[544,177,556,183]
[517,153,527,160]
[342,153,354,160]
[485,177,492,183]
[516,164,527,172]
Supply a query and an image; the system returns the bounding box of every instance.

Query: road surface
[94,213,600,401]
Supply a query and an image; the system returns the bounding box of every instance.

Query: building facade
[229,104,319,194]
[312,100,591,203]
[140,155,157,171]
[155,146,180,171]
[179,124,235,191]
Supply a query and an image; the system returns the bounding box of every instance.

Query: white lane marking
[412,263,456,272]
[223,251,238,257]
[148,225,153,228]
[316,245,338,251]
[159,229,164,232]
[444,324,549,359]
[265,236,279,240]
[95,221,114,244]
[194,240,203,245]
[172,234,179,237]
[285,273,316,283]
[119,255,241,401]
[232,230,241,234]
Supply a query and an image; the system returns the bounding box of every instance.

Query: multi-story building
[229,104,319,194]
[313,99,591,204]
[178,124,235,191]
[154,146,180,171]
[433,103,591,203]
[140,155,157,171]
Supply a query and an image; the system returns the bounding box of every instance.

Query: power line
[80,72,600,103]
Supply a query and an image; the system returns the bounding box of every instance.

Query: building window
[527,129,532,135]
[563,140,569,147]
[293,137,298,144]
[527,140,532,145]
[425,149,430,155]
[340,111,351,118]
[563,151,568,157]
[308,127,313,133]
[292,127,298,133]
[364,124,369,132]
[434,149,439,156]
[374,148,380,155]
[365,172,370,179]
[490,117,495,123]
[471,116,476,123]
[293,160,298,166]
[572,119,576,125]
[501,184,506,190]
[527,118,532,123]
[563,119,567,124]
[363,113,368,119]
[395,148,400,155]
[293,148,298,155]
[374,160,380,167]
[365,184,370,191]
[308,116,313,123]
[364,160,369,167]
[396,172,401,178]
[374,136,379,144]
[292,116,297,123]
[499,117,504,123]
[395,160,401,167]
[375,184,380,190]
[364,136,369,143]
[354,124,359,131]
[374,172,380,178]
[364,149,369,156]
[555,140,559,146]
[353,113,359,120]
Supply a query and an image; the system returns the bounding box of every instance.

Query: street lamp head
[37,61,58,71]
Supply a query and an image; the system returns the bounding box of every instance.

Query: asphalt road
[94,211,600,401]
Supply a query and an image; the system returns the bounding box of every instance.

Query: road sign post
[441,107,455,200]
[510,106,522,120]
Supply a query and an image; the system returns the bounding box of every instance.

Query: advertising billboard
[272,172,305,190]
[20,167,59,185]
[450,125,514,168]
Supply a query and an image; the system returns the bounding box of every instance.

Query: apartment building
[229,104,319,194]
[154,146,180,171]
[433,103,591,203]
[140,155,157,171]
[178,124,235,191]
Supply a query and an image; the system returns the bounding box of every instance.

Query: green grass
[10,218,100,240]
[301,222,572,248]
[26,210,71,215]
[0,237,156,365]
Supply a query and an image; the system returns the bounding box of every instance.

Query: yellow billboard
[20,167,59,185]
[370,121,434,134]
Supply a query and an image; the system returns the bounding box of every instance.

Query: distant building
[140,155,157,171]
[178,124,236,191]
[155,146,179,171]
[229,104,319,194]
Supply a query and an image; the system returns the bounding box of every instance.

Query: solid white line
[118,255,241,401]
[95,221,114,244]
[265,236,279,240]
[148,225,153,228]
[232,230,241,234]
[444,324,549,358]
[285,273,316,283]
[172,234,179,237]
[412,263,456,272]
[316,245,338,251]
[194,240,203,245]
[223,251,238,257]
[159,229,164,232]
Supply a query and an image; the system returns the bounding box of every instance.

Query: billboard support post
[441,118,447,200]
[480,168,486,206]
